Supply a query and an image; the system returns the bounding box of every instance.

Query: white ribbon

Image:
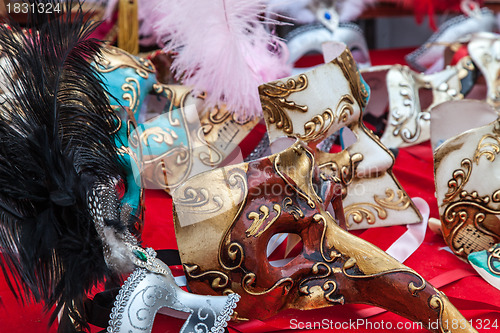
[385,197,430,263]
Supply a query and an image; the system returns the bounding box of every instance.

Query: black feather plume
[0,0,125,330]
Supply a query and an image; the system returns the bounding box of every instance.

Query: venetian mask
[172,139,475,332]
[405,6,496,73]
[467,32,500,108]
[93,45,260,198]
[260,43,421,229]
[361,55,477,149]
[433,99,500,260]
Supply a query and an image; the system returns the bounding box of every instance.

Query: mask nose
[316,208,477,333]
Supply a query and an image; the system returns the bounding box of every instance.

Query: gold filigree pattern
[152,84,190,127]
[374,189,411,210]
[313,214,342,263]
[283,197,304,220]
[140,126,178,146]
[344,203,387,225]
[242,273,293,296]
[218,169,249,271]
[318,152,363,187]
[441,158,500,256]
[259,74,308,134]
[175,187,223,214]
[295,95,356,142]
[389,67,428,143]
[246,204,282,238]
[196,127,224,167]
[297,108,334,142]
[429,293,448,333]
[443,158,472,204]
[474,134,500,164]
[121,77,140,114]
[341,258,426,296]
[298,262,344,305]
[344,188,411,225]
[183,264,229,289]
[94,46,155,79]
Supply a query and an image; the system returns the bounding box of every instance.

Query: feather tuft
[143,0,290,118]
[0,0,126,330]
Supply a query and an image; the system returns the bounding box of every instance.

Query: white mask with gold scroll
[259,42,421,230]
[361,55,477,149]
[432,99,500,260]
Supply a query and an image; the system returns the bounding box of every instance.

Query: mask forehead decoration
[433,100,500,260]
[173,139,476,332]
[93,46,260,195]
[284,2,371,73]
[259,43,421,229]
[362,56,476,149]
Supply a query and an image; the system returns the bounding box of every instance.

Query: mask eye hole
[318,126,358,153]
[419,87,433,111]
[267,233,303,268]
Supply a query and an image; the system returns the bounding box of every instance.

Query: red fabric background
[1,48,499,332]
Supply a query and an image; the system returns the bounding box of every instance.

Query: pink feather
[147,0,291,118]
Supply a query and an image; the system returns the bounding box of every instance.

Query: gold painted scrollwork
[341,258,426,296]
[121,77,140,114]
[95,46,155,79]
[344,203,387,225]
[283,197,304,220]
[140,126,178,146]
[441,157,500,256]
[313,214,342,263]
[218,169,249,271]
[246,204,282,238]
[242,273,293,296]
[374,189,411,210]
[443,158,472,204]
[196,127,224,167]
[183,264,229,289]
[298,262,344,305]
[389,67,429,143]
[344,189,411,225]
[152,83,189,127]
[175,187,223,214]
[297,108,334,142]
[474,134,500,164]
[259,74,308,134]
[319,152,363,187]
[429,292,449,333]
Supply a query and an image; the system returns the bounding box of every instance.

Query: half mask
[467,32,500,109]
[433,99,500,260]
[172,139,476,332]
[361,55,477,149]
[260,43,421,229]
[93,45,260,197]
